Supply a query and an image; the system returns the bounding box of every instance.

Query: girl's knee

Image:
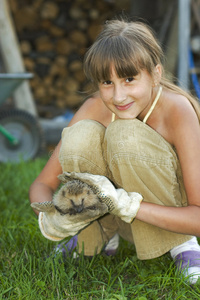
[59,120,107,175]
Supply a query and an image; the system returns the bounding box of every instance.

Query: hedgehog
[31,173,108,222]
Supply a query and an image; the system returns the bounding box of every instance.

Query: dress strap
[111,112,116,122]
[143,86,162,124]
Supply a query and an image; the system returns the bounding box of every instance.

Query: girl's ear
[153,64,162,86]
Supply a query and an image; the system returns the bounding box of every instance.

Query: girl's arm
[136,203,200,237]
[136,95,200,237]
[29,95,112,215]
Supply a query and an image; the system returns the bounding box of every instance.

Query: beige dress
[59,89,192,259]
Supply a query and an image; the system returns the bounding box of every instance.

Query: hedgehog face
[53,180,108,218]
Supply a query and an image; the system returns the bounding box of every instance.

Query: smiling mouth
[115,102,133,111]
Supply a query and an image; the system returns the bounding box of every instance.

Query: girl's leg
[58,119,118,255]
[104,119,193,260]
[59,119,108,176]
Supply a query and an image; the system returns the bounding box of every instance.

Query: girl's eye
[125,77,134,83]
[102,80,112,85]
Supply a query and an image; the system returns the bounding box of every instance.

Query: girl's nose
[113,85,127,103]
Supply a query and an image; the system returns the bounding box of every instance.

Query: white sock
[170,237,200,284]
[104,234,119,252]
[170,237,200,258]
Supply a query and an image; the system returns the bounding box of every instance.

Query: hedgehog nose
[76,205,83,213]
[70,199,84,214]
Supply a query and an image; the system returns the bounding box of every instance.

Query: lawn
[0,158,200,299]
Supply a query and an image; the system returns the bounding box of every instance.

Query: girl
[29,18,200,284]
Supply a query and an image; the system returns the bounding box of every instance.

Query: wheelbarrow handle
[0,124,19,145]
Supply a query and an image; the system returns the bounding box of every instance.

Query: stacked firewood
[8,0,130,117]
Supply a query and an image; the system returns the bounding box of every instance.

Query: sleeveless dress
[59,87,192,259]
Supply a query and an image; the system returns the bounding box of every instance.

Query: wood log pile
[8,0,130,118]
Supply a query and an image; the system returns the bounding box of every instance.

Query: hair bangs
[111,38,146,79]
[84,36,147,86]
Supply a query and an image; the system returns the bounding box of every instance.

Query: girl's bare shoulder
[162,89,199,144]
[163,90,198,126]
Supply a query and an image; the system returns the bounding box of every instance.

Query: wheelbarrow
[0,73,44,162]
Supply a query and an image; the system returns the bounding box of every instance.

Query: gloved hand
[61,172,143,223]
[31,188,108,242]
[37,206,92,242]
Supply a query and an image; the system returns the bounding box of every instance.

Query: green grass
[1,158,200,299]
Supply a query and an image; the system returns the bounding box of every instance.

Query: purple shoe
[174,250,200,284]
[54,234,119,258]
[55,235,78,258]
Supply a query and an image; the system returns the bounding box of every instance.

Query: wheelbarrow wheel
[0,109,45,162]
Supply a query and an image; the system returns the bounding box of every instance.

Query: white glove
[32,196,108,242]
[62,172,143,223]
[38,209,91,242]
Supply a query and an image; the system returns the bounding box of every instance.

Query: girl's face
[98,66,160,121]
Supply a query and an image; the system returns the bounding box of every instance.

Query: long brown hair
[84,19,200,121]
